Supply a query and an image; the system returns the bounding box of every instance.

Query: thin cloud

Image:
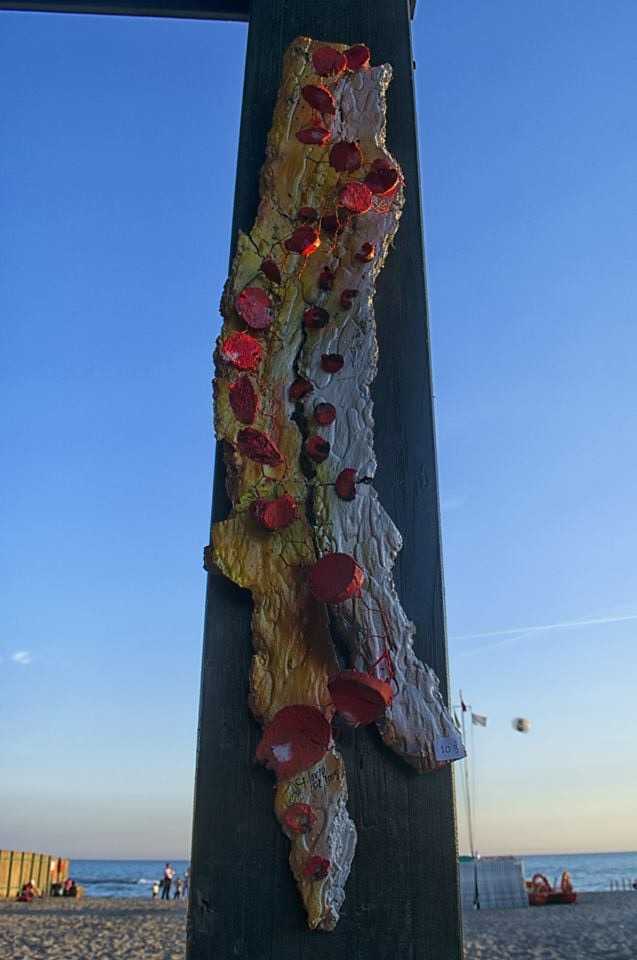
[12,650,33,665]
[452,612,637,643]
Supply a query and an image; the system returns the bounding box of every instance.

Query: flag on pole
[460,697,468,713]
[471,713,487,727]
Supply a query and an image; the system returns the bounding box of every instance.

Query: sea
[70,853,637,898]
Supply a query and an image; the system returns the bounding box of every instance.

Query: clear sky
[1,2,636,860]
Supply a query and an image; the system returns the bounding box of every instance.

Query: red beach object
[285,226,321,256]
[320,353,344,373]
[356,242,376,262]
[339,181,373,214]
[289,376,314,402]
[345,44,371,71]
[235,287,274,331]
[301,84,336,115]
[312,45,347,78]
[305,435,330,463]
[329,141,362,173]
[303,856,330,881]
[236,428,284,467]
[298,206,318,222]
[318,267,335,291]
[228,375,259,425]
[261,258,282,284]
[282,803,317,835]
[251,494,297,531]
[256,705,331,781]
[303,306,330,330]
[219,332,263,372]
[328,670,393,725]
[365,158,399,196]
[335,468,357,500]
[527,872,577,907]
[296,125,332,146]
[314,402,336,426]
[340,289,358,309]
[309,552,365,603]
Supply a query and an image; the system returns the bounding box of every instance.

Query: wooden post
[188,2,462,958]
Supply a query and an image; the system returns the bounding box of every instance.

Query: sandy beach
[0,898,187,960]
[2,891,636,958]
[464,892,637,959]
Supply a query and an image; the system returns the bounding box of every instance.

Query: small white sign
[434,734,465,762]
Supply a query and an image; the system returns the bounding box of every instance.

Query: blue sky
[1,2,636,859]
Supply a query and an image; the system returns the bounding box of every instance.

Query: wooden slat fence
[0,851,70,898]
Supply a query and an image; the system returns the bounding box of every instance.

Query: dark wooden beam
[0,0,417,20]
[188,2,461,959]
[0,0,249,17]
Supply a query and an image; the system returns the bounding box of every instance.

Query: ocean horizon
[67,852,637,898]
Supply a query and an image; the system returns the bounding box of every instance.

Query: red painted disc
[314,402,336,426]
[285,226,321,256]
[320,353,344,373]
[339,181,373,214]
[364,158,399,196]
[256,705,331,781]
[235,287,274,331]
[305,435,330,463]
[303,306,330,330]
[335,468,357,500]
[219,332,263,371]
[261,258,282,284]
[228,375,259,425]
[236,428,284,467]
[328,670,393,725]
[282,803,317,835]
[339,288,358,309]
[301,84,336,115]
[329,141,362,173]
[303,856,330,881]
[289,376,314,402]
[312,45,347,77]
[296,125,332,146]
[298,206,319,222]
[345,44,371,71]
[355,242,375,262]
[309,552,365,603]
[251,493,297,531]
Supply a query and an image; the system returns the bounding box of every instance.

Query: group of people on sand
[51,878,78,898]
[17,877,77,901]
[151,863,189,901]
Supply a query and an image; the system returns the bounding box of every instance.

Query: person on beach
[17,880,40,902]
[151,881,160,898]
[174,877,183,900]
[161,863,174,900]
[183,867,190,898]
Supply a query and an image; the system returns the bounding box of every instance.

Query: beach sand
[0,897,187,960]
[464,892,637,959]
[2,891,636,958]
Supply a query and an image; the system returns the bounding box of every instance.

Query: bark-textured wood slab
[210,35,463,930]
